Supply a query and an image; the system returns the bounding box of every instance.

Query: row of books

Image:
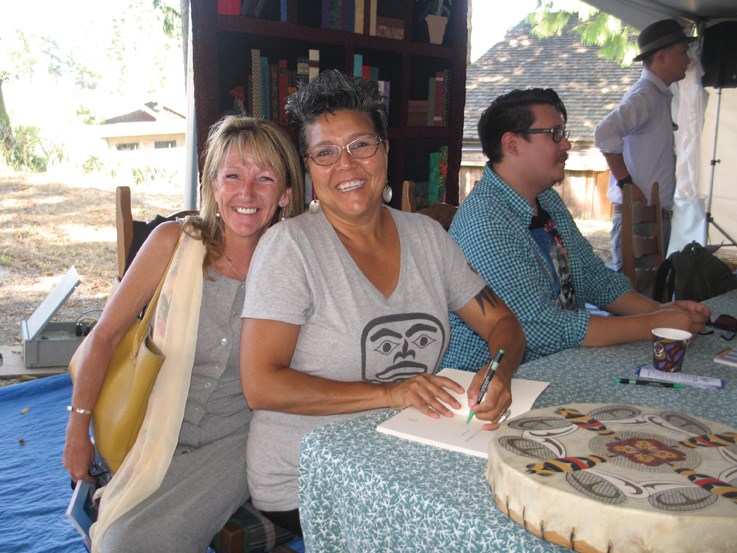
[229,49,320,124]
[322,0,404,39]
[228,48,395,124]
[352,54,390,117]
[407,70,450,127]
[217,0,404,39]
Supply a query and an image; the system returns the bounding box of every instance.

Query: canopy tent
[583,0,737,254]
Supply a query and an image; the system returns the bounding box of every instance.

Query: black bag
[653,241,737,302]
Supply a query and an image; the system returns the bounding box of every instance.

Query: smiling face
[305,110,389,222]
[213,145,292,242]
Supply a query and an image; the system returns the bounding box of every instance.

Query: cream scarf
[90,233,205,550]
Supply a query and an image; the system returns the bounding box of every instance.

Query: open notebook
[376,368,549,458]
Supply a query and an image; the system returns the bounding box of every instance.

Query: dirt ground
[0,172,614,352]
[0,173,184,351]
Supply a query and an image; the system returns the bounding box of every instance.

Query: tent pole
[705,87,736,249]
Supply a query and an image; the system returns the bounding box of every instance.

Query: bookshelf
[191,0,468,206]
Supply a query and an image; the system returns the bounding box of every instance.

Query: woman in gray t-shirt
[240,71,525,535]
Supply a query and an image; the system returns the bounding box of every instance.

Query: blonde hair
[183,116,304,276]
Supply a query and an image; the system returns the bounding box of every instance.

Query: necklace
[223,253,246,284]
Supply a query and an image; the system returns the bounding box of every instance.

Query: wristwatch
[616,175,633,189]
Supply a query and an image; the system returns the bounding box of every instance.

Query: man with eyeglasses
[595,19,696,271]
[443,88,710,368]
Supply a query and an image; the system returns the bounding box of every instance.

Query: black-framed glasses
[306,136,383,166]
[514,127,570,143]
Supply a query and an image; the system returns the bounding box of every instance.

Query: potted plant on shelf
[416,0,451,44]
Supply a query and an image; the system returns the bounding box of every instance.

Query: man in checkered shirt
[442,88,709,368]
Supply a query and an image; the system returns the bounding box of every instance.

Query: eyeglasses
[307,136,383,166]
[514,127,570,143]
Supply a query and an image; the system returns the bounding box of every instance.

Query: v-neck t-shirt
[242,207,485,511]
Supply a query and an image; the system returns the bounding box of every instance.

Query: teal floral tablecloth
[299,291,737,552]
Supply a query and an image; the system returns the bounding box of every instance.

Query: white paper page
[376,368,549,458]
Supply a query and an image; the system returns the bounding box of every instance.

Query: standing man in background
[595,19,696,270]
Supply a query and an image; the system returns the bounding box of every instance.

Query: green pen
[466,349,505,424]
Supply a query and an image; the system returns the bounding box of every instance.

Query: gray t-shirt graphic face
[242,207,485,511]
[362,313,446,381]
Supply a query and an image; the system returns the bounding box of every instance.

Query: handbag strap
[132,235,182,348]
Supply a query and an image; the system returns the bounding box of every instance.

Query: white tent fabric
[669,41,707,255]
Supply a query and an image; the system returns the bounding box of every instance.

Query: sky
[470,0,587,62]
[470,0,540,62]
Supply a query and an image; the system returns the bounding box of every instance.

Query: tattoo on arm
[474,286,500,314]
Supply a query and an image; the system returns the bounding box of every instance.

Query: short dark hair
[477,88,567,164]
[285,69,387,156]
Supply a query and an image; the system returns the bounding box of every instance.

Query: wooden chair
[401,180,457,230]
[115,186,196,280]
[621,182,663,294]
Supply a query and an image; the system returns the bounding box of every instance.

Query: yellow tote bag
[68,249,174,472]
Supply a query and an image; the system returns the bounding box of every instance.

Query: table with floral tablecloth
[299,290,737,552]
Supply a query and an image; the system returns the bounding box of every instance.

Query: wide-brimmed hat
[633,19,696,62]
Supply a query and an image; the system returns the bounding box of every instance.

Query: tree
[0,71,13,153]
[528,0,639,66]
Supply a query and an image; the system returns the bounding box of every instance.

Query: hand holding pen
[466,349,506,424]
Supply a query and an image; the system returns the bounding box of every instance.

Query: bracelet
[67,405,93,415]
[616,175,633,188]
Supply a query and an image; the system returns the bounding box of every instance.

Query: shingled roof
[464,17,641,144]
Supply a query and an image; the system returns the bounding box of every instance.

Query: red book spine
[433,71,444,127]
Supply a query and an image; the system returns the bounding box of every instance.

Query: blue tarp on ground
[0,374,305,553]
[0,373,84,553]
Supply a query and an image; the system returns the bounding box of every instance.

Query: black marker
[616,378,683,389]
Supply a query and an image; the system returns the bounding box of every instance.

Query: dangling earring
[382,183,392,203]
[308,191,320,214]
[216,209,221,218]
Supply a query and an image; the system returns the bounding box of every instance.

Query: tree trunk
[0,79,15,152]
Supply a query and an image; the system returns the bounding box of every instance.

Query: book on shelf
[437,145,448,202]
[432,71,444,126]
[368,0,377,35]
[280,0,288,21]
[408,100,428,126]
[376,368,549,458]
[439,69,450,126]
[321,0,331,29]
[426,76,436,126]
[428,151,440,204]
[296,56,309,88]
[270,63,279,122]
[308,49,320,82]
[250,49,262,119]
[353,54,363,77]
[379,80,390,119]
[260,56,270,122]
[714,347,737,368]
[343,0,355,33]
[278,59,289,125]
[217,0,241,15]
[354,0,365,33]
